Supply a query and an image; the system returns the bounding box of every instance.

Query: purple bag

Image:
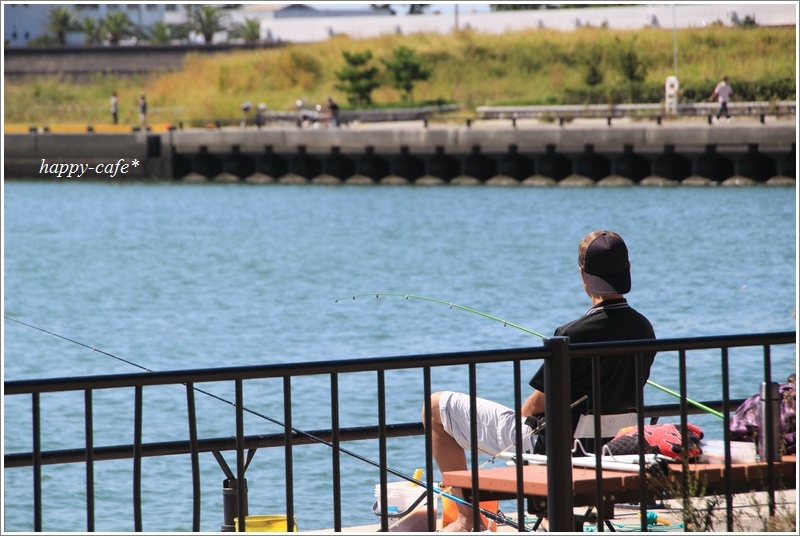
[729,376,796,455]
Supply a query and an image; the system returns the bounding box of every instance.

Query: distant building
[3,3,795,48]
[3,3,179,46]
[4,4,48,46]
[244,4,395,18]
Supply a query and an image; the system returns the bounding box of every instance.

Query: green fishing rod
[341,293,725,420]
[4,315,525,531]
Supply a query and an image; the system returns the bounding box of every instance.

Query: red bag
[605,423,704,461]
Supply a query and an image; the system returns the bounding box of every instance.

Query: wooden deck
[442,455,797,530]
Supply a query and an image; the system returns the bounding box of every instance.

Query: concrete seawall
[4,118,796,185]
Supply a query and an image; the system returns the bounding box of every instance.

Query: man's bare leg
[426,392,486,532]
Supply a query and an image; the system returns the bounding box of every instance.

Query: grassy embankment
[3,25,795,127]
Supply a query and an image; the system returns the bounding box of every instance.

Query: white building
[3,3,797,47]
[236,3,796,43]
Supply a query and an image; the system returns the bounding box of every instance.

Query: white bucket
[373,481,437,532]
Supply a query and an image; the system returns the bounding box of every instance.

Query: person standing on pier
[327,96,340,127]
[710,76,734,123]
[110,91,118,125]
[138,94,148,129]
[425,230,656,532]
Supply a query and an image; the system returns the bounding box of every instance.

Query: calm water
[3,181,797,532]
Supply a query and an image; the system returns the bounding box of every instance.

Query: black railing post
[330,373,342,532]
[33,393,42,533]
[186,384,201,532]
[84,389,95,532]
[221,477,247,532]
[133,386,143,532]
[283,376,295,532]
[235,380,247,531]
[543,336,573,532]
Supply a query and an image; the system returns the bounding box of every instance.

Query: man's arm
[521,389,545,417]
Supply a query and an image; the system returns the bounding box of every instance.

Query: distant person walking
[254,103,267,129]
[327,96,340,127]
[138,94,148,129]
[110,91,118,124]
[710,76,734,123]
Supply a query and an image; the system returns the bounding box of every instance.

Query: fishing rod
[340,293,725,420]
[4,315,524,531]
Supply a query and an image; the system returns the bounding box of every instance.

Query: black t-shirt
[529,298,656,449]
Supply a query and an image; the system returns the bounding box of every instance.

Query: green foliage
[145,22,174,45]
[45,6,82,45]
[103,12,136,45]
[583,48,604,87]
[614,35,648,103]
[230,18,261,44]
[335,50,381,106]
[381,46,431,103]
[80,17,104,46]
[3,26,795,124]
[190,5,229,44]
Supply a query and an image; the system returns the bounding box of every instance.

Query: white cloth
[438,391,537,456]
[714,81,733,103]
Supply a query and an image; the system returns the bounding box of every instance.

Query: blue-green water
[3,181,797,532]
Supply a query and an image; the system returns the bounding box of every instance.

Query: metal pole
[543,336,574,532]
[221,478,248,532]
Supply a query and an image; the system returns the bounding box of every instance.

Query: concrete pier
[4,117,796,185]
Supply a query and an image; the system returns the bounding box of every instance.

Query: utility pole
[455,4,459,32]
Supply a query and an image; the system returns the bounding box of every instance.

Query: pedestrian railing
[476,101,797,126]
[3,330,795,532]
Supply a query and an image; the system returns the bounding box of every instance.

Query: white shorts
[438,391,538,457]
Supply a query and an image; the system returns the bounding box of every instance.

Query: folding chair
[529,412,637,532]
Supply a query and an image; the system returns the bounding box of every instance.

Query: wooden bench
[442,455,796,530]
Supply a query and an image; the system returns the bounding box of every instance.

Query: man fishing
[425,230,656,532]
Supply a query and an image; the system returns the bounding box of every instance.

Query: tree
[230,18,261,44]
[103,12,136,45]
[81,17,104,46]
[144,21,174,45]
[382,46,431,103]
[45,6,82,45]
[370,4,396,14]
[190,5,229,44]
[335,50,381,107]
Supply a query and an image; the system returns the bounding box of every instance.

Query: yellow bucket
[234,515,298,532]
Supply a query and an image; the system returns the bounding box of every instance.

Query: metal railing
[476,101,797,126]
[4,330,795,532]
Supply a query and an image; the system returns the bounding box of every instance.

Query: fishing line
[4,315,522,531]
[336,293,547,339]
[339,293,725,420]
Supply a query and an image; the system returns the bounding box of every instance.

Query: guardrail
[4,331,796,532]
[7,102,794,134]
[6,104,463,134]
[476,101,797,126]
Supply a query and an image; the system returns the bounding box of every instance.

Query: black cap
[578,230,631,295]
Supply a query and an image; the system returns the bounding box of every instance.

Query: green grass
[3,25,795,125]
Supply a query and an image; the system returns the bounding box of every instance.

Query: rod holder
[221,478,248,532]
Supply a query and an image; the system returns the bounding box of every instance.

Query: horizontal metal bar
[3,395,749,470]
[4,422,424,469]
[3,346,549,395]
[5,332,794,395]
